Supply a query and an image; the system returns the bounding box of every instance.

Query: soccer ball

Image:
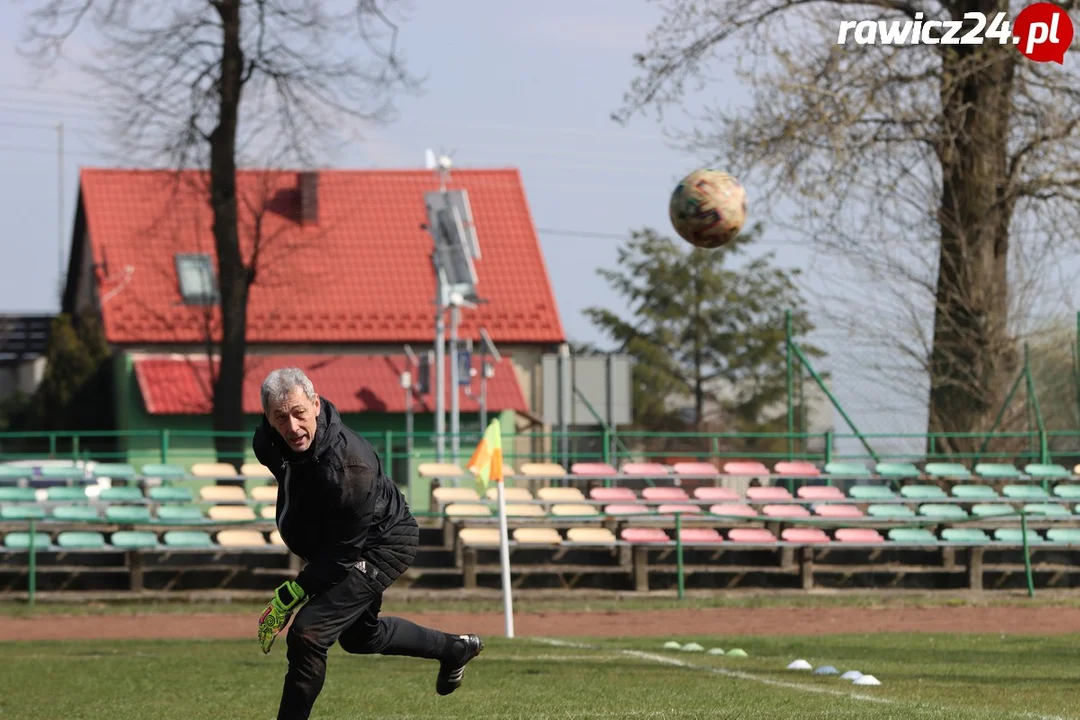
[668,169,748,249]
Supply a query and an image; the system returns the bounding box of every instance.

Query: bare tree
[614,1,1080,456]
[19,0,420,465]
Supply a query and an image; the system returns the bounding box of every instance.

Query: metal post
[434,278,446,462]
[28,518,36,611]
[1075,311,1080,429]
[675,512,685,601]
[403,364,415,506]
[57,122,64,304]
[558,344,571,468]
[479,358,489,432]
[450,305,460,465]
[1021,511,1035,598]
[606,353,616,468]
[786,309,794,460]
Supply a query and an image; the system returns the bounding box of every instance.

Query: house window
[175,253,217,304]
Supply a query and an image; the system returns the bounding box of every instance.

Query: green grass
[2,633,1078,719]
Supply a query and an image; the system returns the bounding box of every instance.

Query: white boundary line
[530,637,1073,720]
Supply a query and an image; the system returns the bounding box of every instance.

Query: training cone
[813,665,839,675]
[681,643,704,652]
[662,641,682,650]
[707,648,725,655]
[853,675,881,686]
[840,670,863,681]
[787,659,813,670]
[726,648,748,657]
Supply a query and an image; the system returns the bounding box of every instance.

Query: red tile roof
[132,353,529,415]
[78,168,565,345]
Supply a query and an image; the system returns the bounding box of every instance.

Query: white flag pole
[495,472,515,638]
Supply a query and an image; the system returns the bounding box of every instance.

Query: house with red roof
[62,167,566,483]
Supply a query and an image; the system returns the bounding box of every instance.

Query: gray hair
[261,367,317,412]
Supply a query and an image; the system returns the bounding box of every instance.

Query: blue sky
[0,0,1075,455]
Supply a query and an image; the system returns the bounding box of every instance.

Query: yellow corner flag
[467,418,504,494]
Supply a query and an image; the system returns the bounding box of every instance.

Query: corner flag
[466,418,504,494]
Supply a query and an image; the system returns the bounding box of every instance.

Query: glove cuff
[275,580,306,611]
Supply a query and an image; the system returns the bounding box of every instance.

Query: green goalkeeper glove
[258,580,306,654]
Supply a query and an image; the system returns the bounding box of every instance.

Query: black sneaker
[436,634,484,696]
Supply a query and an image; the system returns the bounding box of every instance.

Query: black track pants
[275,560,455,719]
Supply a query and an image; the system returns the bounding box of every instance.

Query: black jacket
[251,397,417,596]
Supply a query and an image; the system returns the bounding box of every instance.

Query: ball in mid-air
[668,169,747,249]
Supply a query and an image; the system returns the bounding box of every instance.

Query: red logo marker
[1013,3,1074,64]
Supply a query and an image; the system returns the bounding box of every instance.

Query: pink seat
[679,528,723,543]
[672,462,719,477]
[723,461,771,476]
[621,527,670,543]
[570,463,619,476]
[693,486,739,501]
[709,503,758,517]
[835,528,885,543]
[590,487,637,502]
[813,504,864,518]
[604,503,652,516]
[728,528,776,543]
[747,486,793,501]
[781,528,831,543]
[657,503,702,515]
[620,463,670,477]
[796,486,845,500]
[774,461,821,477]
[642,486,689,502]
[762,504,811,518]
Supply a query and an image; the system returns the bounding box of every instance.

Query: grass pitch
[2,632,1078,719]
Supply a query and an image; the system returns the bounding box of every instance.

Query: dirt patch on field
[2,606,1078,643]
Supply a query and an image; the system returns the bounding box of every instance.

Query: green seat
[1046,528,1080,544]
[39,466,86,481]
[105,506,152,523]
[1053,484,1080,499]
[148,486,194,503]
[56,531,106,549]
[867,504,915,518]
[972,503,1016,518]
[924,462,971,479]
[52,505,100,522]
[974,463,1021,479]
[1,505,46,520]
[92,463,137,481]
[99,487,145,503]
[163,530,214,548]
[994,528,1043,544]
[874,462,920,479]
[156,505,205,524]
[888,528,937,543]
[110,531,159,549]
[824,462,871,478]
[849,485,896,500]
[1024,463,1072,479]
[900,484,947,500]
[46,487,89,502]
[1023,503,1071,517]
[1003,485,1048,500]
[0,487,36,502]
[0,466,32,481]
[942,528,990,544]
[140,464,187,480]
[952,484,998,499]
[918,503,968,519]
[3,532,52,550]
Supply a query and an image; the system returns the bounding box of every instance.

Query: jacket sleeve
[294,462,376,597]
[252,423,273,470]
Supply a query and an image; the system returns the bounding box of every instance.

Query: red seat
[835,528,885,543]
[728,528,776,543]
[620,463,670,477]
[672,462,719,477]
[723,461,771,476]
[762,504,811,518]
[693,486,739,501]
[813,504,864,518]
[642,486,689,502]
[590,487,637,502]
[796,485,845,500]
[621,527,670,543]
[570,463,619,476]
[781,528,830,543]
[774,461,821,477]
[604,503,652,516]
[657,503,702,515]
[709,503,757,517]
[679,528,723,543]
[747,486,793,501]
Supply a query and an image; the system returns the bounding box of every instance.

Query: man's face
[267,387,321,452]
